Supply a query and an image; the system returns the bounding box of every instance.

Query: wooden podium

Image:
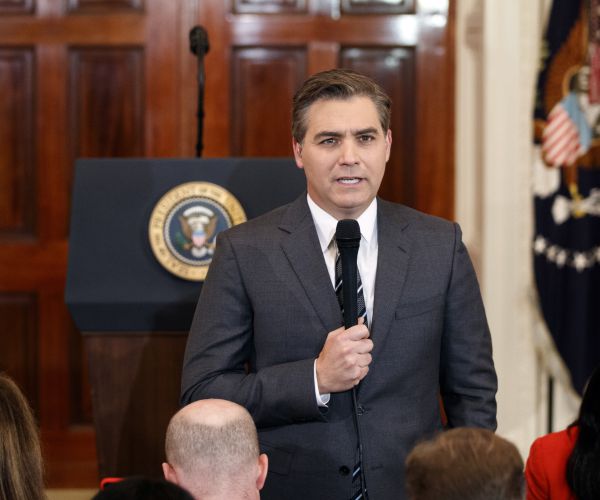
[65,158,305,479]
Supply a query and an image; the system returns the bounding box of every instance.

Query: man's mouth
[337,177,361,185]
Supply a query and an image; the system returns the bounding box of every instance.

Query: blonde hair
[0,373,45,500]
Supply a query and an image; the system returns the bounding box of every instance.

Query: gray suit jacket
[181,194,497,500]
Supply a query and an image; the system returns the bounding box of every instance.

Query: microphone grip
[339,246,359,329]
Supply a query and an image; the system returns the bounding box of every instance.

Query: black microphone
[335,219,361,329]
[335,219,368,499]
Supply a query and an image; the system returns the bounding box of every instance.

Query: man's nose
[339,140,359,165]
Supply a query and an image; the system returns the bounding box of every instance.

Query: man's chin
[331,198,373,219]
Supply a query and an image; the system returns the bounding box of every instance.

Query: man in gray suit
[181,69,497,500]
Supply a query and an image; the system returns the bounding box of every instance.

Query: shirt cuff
[314,359,330,407]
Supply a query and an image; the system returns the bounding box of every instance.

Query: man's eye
[320,138,337,145]
[358,135,375,142]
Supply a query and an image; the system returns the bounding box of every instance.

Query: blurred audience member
[93,476,194,499]
[405,427,524,500]
[0,373,45,500]
[526,365,600,500]
[163,399,268,500]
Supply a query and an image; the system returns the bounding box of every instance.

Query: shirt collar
[306,194,378,253]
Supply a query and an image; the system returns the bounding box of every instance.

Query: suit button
[357,405,365,415]
[339,466,350,476]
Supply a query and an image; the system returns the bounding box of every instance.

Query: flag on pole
[533,0,600,394]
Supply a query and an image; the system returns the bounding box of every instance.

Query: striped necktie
[334,251,368,328]
[334,250,369,500]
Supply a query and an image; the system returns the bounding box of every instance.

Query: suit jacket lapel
[280,196,342,333]
[370,200,410,346]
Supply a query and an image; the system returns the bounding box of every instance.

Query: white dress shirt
[306,194,379,406]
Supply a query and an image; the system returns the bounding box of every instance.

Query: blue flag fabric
[533,0,600,395]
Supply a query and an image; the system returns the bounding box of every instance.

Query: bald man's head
[163,399,267,500]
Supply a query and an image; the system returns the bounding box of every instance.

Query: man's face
[293,96,392,220]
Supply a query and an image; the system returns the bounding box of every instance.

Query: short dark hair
[291,68,392,142]
[566,364,600,500]
[93,477,194,500]
[405,428,524,500]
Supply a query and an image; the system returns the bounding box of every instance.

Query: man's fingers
[318,323,373,392]
[357,353,372,367]
[358,366,369,381]
[345,323,370,340]
[355,339,373,354]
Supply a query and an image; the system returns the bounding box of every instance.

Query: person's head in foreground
[566,364,600,500]
[163,399,268,500]
[405,427,524,500]
[0,373,45,500]
[93,476,194,500]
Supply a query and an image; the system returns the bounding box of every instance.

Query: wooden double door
[0,0,453,486]
[201,0,454,213]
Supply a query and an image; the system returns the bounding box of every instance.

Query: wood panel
[69,322,93,425]
[415,0,455,218]
[232,0,306,15]
[0,48,35,238]
[0,293,38,412]
[69,47,144,160]
[67,0,143,14]
[0,0,33,15]
[340,46,416,206]
[38,293,98,486]
[231,47,307,156]
[84,333,187,478]
[37,45,70,241]
[341,0,414,15]
[0,0,186,487]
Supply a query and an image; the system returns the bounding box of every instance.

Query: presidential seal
[149,182,246,281]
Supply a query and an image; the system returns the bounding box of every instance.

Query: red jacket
[525,426,578,500]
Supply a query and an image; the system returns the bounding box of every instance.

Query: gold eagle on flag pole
[535,2,600,218]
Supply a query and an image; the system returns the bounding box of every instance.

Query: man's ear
[162,462,178,484]
[256,453,269,490]
[385,129,392,162]
[292,138,304,168]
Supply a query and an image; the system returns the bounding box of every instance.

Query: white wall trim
[455,0,579,459]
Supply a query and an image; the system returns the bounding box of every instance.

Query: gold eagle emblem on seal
[149,182,246,281]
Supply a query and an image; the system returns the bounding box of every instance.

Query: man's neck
[194,489,259,500]
[305,193,376,221]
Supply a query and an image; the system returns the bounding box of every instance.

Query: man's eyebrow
[354,127,379,136]
[312,127,380,140]
[313,131,343,140]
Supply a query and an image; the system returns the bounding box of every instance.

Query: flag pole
[547,375,554,434]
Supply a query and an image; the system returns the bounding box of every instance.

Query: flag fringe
[528,288,581,404]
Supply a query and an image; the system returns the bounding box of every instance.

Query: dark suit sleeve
[439,223,497,429]
[180,231,326,428]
